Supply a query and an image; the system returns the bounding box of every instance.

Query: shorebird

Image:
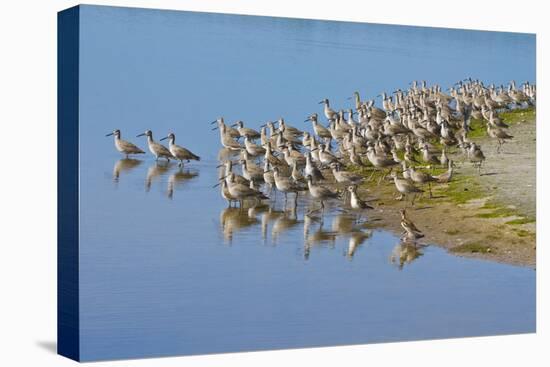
[420,144,440,166]
[160,133,200,167]
[468,142,486,174]
[231,120,261,140]
[400,208,424,241]
[291,161,305,183]
[243,136,266,157]
[314,143,341,167]
[240,159,264,184]
[434,160,454,183]
[106,129,145,158]
[408,166,437,198]
[390,171,423,205]
[487,125,513,153]
[219,160,249,186]
[224,173,267,207]
[319,98,337,120]
[306,174,339,212]
[331,163,364,186]
[272,166,306,201]
[304,152,325,182]
[348,185,374,210]
[137,130,173,161]
[263,161,275,192]
[211,117,240,138]
[213,120,242,150]
[366,146,399,182]
[305,113,332,140]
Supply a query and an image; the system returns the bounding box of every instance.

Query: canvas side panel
[57,5,80,362]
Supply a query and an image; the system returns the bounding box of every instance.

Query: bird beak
[159,136,168,141]
[105,133,113,137]
[318,101,324,104]
[260,124,267,128]
[136,133,145,137]
[310,148,318,152]
[230,123,237,127]
[304,118,310,122]
[210,120,218,125]
[213,177,226,188]
[211,126,219,131]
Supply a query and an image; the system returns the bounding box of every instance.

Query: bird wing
[120,140,144,153]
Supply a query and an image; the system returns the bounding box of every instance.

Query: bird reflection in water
[271,204,301,245]
[145,161,173,192]
[112,158,142,184]
[390,242,425,270]
[347,231,372,259]
[260,208,284,241]
[167,168,199,199]
[219,207,259,244]
[303,213,337,259]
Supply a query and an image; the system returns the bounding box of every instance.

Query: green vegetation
[468,118,488,139]
[513,229,536,239]
[500,107,536,125]
[475,206,516,219]
[443,175,485,204]
[451,243,494,254]
[505,217,536,225]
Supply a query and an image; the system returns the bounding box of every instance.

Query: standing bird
[160,133,200,167]
[306,174,339,212]
[106,129,145,158]
[468,143,486,174]
[390,172,423,205]
[231,120,261,140]
[400,209,424,241]
[487,125,513,153]
[272,166,306,201]
[224,173,267,207]
[304,152,325,182]
[319,98,337,120]
[348,185,374,210]
[408,166,437,198]
[137,130,173,161]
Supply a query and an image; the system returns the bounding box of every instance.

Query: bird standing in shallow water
[400,208,424,242]
[137,130,173,162]
[306,174,339,213]
[160,133,200,167]
[106,129,144,158]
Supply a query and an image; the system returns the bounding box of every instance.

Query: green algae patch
[506,217,536,225]
[501,107,536,125]
[451,243,495,254]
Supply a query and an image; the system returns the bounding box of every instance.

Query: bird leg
[395,194,404,201]
[428,182,433,198]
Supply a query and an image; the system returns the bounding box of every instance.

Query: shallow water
[77,5,536,361]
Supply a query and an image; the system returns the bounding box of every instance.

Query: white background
[0,0,547,366]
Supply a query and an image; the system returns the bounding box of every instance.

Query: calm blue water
[77,5,536,361]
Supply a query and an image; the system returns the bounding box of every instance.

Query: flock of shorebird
[106,78,535,243]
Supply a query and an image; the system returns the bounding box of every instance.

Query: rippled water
[76,5,536,361]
